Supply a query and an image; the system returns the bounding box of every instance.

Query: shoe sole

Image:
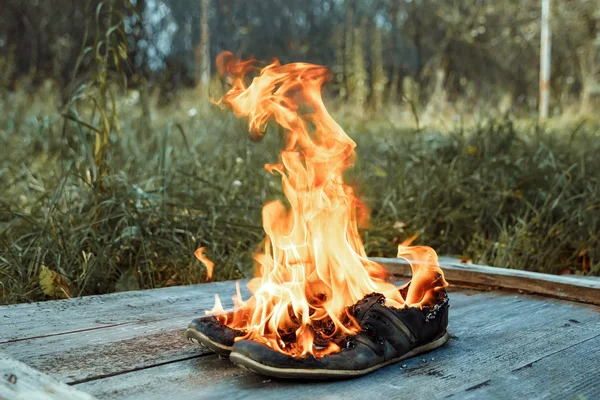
[229,330,450,379]
[185,327,232,357]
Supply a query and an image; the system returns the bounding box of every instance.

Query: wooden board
[1,317,209,383]
[0,281,252,383]
[374,256,600,305]
[0,280,240,343]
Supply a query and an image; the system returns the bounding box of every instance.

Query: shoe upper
[188,313,245,347]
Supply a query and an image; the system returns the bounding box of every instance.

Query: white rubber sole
[229,331,450,379]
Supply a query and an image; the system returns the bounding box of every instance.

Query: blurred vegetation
[1,86,598,304]
[1,0,599,115]
[0,0,599,304]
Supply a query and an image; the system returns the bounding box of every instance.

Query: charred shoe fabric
[186,313,244,356]
[229,291,449,379]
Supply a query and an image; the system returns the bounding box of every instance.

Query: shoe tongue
[351,293,386,322]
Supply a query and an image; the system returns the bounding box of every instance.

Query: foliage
[0,87,598,305]
[1,0,599,114]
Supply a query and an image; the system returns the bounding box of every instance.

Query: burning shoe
[186,313,243,356]
[228,292,449,379]
[186,282,249,356]
[184,53,450,376]
[186,300,253,357]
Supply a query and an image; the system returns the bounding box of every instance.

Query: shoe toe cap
[187,316,238,346]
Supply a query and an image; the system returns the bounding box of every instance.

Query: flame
[205,51,447,357]
[194,247,214,280]
[205,294,224,315]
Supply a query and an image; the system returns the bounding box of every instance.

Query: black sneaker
[185,312,246,357]
[228,291,449,379]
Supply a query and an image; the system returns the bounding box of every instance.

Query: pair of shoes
[186,290,449,379]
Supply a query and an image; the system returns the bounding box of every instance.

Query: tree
[351,16,368,109]
[555,0,600,114]
[197,0,211,97]
[371,24,386,111]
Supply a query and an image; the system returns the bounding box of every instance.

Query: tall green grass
[1,88,598,304]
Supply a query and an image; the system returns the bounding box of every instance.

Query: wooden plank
[74,291,600,399]
[0,280,250,382]
[448,334,600,399]
[1,317,208,383]
[0,354,97,400]
[373,257,600,306]
[0,280,244,342]
[1,281,248,383]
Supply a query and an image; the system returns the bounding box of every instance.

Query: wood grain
[0,280,245,343]
[3,257,596,344]
[0,281,250,382]
[447,334,600,399]
[0,354,97,400]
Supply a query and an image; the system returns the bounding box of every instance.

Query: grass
[1,87,599,305]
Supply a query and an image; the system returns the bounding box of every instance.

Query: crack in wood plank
[0,280,237,342]
[68,354,209,386]
[448,334,600,398]
[0,322,134,344]
[447,334,600,399]
[511,331,600,373]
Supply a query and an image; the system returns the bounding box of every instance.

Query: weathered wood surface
[1,263,599,399]
[73,291,600,400]
[0,354,97,400]
[0,280,241,343]
[1,282,250,383]
[375,256,600,305]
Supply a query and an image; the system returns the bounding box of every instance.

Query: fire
[194,247,214,280]
[200,51,447,358]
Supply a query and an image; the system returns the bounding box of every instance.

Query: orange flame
[194,247,214,280]
[206,51,447,357]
